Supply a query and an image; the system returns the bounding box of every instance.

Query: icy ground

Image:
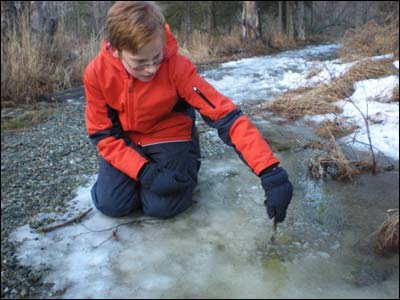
[10,44,399,298]
[11,158,399,298]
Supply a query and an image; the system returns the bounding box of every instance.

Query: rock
[317,251,330,259]
[368,112,385,124]
[20,288,28,298]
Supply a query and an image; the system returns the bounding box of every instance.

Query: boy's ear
[112,50,120,58]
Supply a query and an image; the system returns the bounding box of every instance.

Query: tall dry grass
[340,11,399,61]
[1,13,101,107]
[393,84,399,102]
[265,17,297,50]
[181,21,299,65]
[1,12,59,106]
[307,133,361,181]
[370,209,399,254]
[179,26,246,65]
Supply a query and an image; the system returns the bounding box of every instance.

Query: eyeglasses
[121,53,165,72]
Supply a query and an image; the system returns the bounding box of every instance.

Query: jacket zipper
[193,86,216,109]
[128,77,143,146]
[128,77,134,131]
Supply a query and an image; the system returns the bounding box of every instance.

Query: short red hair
[106,1,165,53]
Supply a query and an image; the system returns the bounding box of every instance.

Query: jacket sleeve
[84,64,148,180]
[172,54,280,175]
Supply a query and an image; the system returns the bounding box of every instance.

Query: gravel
[1,102,99,299]
[1,96,260,299]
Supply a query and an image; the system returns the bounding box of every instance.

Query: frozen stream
[201,43,339,103]
[11,44,399,298]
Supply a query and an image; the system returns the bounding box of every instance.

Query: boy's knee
[144,206,178,219]
[142,191,193,219]
[94,202,132,218]
[91,183,138,218]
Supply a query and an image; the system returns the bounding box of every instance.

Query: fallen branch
[75,217,164,250]
[36,208,93,233]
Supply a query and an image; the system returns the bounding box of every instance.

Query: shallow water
[10,44,399,298]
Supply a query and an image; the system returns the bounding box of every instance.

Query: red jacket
[84,24,279,180]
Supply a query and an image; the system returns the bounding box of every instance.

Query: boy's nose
[145,64,159,73]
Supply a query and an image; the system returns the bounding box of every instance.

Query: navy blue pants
[91,133,201,219]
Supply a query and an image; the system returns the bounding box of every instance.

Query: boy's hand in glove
[260,164,293,223]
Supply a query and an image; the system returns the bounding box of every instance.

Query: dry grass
[212,27,245,57]
[393,84,399,102]
[371,209,399,254]
[315,119,357,139]
[181,26,264,65]
[265,58,396,119]
[340,18,399,61]
[265,86,342,120]
[266,17,297,50]
[179,30,213,64]
[1,13,59,106]
[307,126,381,181]
[303,140,324,150]
[308,135,360,181]
[1,13,101,108]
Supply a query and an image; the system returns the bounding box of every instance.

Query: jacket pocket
[193,86,216,109]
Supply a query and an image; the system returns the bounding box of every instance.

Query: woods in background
[1,1,399,106]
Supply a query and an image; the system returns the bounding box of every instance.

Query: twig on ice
[36,208,93,233]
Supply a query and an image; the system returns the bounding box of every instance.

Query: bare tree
[242,1,260,41]
[297,1,305,40]
[184,1,192,48]
[286,1,294,40]
[29,1,59,43]
[207,1,217,37]
[278,1,283,34]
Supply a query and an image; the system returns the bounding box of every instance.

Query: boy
[84,1,293,221]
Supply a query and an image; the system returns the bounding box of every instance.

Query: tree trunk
[30,1,45,34]
[354,1,363,29]
[92,1,100,34]
[278,1,283,33]
[30,1,58,43]
[184,1,192,48]
[207,1,217,37]
[242,1,260,41]
[286,1,294,40]
[297,1,305,40]
[75,1,80,39]
[309,1,314,33]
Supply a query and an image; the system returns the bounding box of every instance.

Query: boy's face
[114,36,164,82]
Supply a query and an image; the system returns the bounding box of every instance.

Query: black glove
[260,165,293,223]
[139,163,190,196]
